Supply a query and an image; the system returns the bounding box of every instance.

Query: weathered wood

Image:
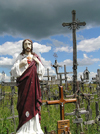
[57,119,70,134]
[0,115,18,120]
[0,88,4,101]
[96,102,99,117]
[2,82,16,86]
[47,80,60,85]
[65,110,89,116]
[84,120,95,125]
[57,65,73,90]
[73,118,83,124]
[44,68,56,81]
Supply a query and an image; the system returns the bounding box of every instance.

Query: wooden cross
[62,10,86,93]
[44,68,50,81]
[44,68,56,81]
[46,86,77,120]
[57,65,72,89]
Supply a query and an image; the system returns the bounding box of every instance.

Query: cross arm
[58,72,73,75]
[62,23,72,27]
[46,98,77,105]
[64,98,77,104]
[78,22,86,26]
[42,100,48,103]
[46,100,60,105]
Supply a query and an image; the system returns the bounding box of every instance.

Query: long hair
[20,39,35,55]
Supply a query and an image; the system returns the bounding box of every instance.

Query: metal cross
[62,10,86,93]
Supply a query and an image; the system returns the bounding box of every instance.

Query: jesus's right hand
[19,58,27,68]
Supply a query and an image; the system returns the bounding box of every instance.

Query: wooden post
[64,65,67,91]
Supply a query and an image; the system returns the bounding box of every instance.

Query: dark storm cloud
[0,0,100,40]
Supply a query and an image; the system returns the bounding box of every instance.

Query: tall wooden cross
[62,10,86,93]
[46,86,77,120]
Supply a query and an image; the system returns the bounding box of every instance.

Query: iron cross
[62,10,86,93]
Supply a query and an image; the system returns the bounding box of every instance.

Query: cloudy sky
[0,0,100,82]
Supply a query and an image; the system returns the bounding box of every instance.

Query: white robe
[11,54,45,134]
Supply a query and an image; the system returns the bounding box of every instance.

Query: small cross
[51,60,62,74]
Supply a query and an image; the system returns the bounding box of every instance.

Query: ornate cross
[46,86,77,120]
[62,10,86,93]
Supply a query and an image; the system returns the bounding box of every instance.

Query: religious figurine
[11,39,45,134]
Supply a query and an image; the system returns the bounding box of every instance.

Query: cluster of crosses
[1,10,100,134]
[42,10,87,134]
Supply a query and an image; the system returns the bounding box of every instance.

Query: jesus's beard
[25,48,31,52]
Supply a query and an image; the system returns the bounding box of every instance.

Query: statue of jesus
[11,39,45,134]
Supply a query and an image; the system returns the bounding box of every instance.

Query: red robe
[16,56,42,131]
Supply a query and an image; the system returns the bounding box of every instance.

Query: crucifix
[62,10,86,93]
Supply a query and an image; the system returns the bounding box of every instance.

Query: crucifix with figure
[62,10,86,93]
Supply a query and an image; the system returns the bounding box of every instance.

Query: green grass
[0,84,100,134]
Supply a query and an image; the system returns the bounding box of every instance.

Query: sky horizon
[0,0,100,82]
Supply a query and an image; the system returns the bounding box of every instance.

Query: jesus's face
[24,40,32,52]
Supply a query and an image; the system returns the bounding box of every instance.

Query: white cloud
[77,72,83,81]
[0,40,51,56]
[58,54,100,67]
[85,24,95,30]
[67,34,85,41]
[0,40,51,68]
[41,57,55,76]
[78,54,100,66]
[0,40,22,56]
[47,38,73,52]
[5,74,10,82]
[0,57,13,66]
[77,36,100,52]
[54,46,73,53]
[89,72,97,81]
[83,54,88,58]
[61,74,73,81]
[51,39,67,47]
[54,36,100,53]
[33,42,51,54]
[59,59,73,66]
